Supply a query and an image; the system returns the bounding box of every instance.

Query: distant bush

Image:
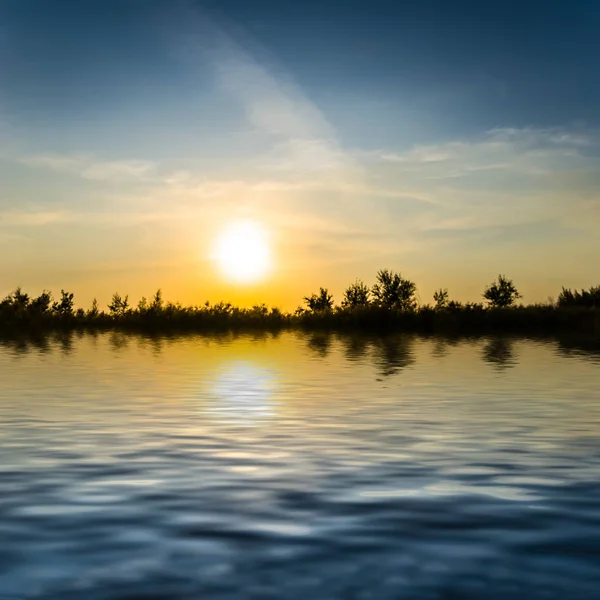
[108,293,130,317]
[342,280,370,308]
[52,290,74,317]
[433,288,449,309]
[304,288,334,312]
[483,274,521,308]
[11,287,30,308]
[87,298,100,318]
[372,269,417,311]
[558,285,600,308]
[30,291,52,314]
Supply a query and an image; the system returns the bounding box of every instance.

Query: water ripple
[0,332,599,598]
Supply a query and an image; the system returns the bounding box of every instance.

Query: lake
[0,331,599,599]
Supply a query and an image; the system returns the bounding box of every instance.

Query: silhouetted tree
[87,298,99,318]
[341,279,370,308]
[137,297,148,312]
[0,279,598,335]
[558,285,600,308]
[464,301,485,311]
[11,287,30,308]
[150,289,163,312]
[250,304,269,317]
[433,288,449,309]
[372,269,417,310]
[52,290,74,317]
[304,287,333,312]
[30,291,52,314]
[269,307,284,320]
[108,292,130,317]
[483,274,521,308]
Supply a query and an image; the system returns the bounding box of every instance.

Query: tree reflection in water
[482,337,516,371]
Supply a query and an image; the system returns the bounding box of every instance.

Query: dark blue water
[0,332,599,599]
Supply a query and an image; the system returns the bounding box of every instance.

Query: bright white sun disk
[213,221,271,283]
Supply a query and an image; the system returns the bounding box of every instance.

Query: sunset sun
[213,221,271,283]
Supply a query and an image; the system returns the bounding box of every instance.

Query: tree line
[303,270,598,311]
[0,271,598,334]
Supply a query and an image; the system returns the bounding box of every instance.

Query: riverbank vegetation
[1,272,599,334]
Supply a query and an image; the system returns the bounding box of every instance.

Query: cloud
[20,154,85,172]
[377,127,596,180]
[19,154,157,181]
[4,2,599,290]
[212,39,333,141]
[8,123,600,248]
[365,126,600,239]
[81,160,156,180]
[0,208,205,228]
[0,210,75,227]
[176,8,359,183]
[0,231,29,244]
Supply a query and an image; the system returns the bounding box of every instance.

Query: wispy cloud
[177,8,359,184]
[19,154,157,181]
[80,160,156,180]
[0,208,201,228]
[212,38,334,141]
[378,127,596,179]
[9,122,600,249]
[0,210,76,227]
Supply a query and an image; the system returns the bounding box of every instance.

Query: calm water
[0,331,599,599]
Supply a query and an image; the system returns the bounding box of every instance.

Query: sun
[212,220,271,283]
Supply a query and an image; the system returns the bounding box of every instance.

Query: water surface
[1,332,599,599]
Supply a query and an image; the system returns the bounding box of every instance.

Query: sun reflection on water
[207,361,277,423]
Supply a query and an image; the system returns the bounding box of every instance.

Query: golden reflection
[208,360,277,422]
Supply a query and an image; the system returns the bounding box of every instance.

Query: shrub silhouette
[342,280,370,308]
[150,289,163,313]
[6,287,30,309]
[87,298,100,318]
[433,288,449,309]
[137,290,164,318]
[30,291,52,314]
[52,290,74,317]
[108,293,130,317]
[372,269,417,310]
[250,304,269,317]
[304,288,334,312]
[558,285,600,308]
[483,274,521,308]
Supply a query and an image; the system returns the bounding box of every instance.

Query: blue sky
[1,0,599,307]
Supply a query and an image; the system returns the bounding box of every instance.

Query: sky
[1,0,599,309]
